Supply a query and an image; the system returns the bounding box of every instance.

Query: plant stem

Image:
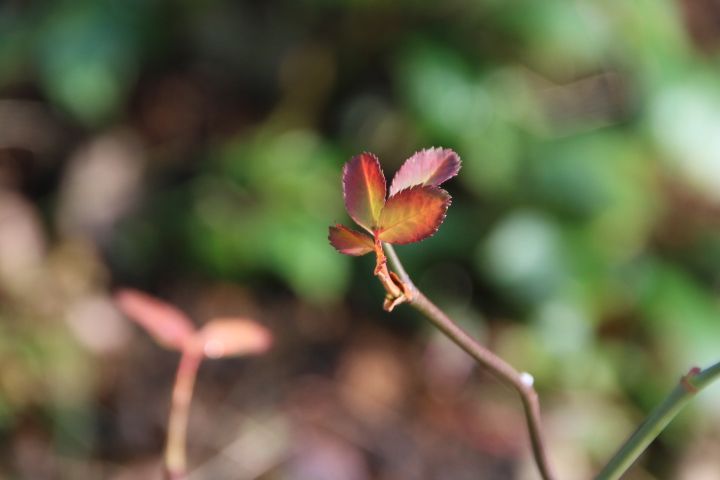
[166,349,203,480]
[595,360,720,480]
[383,243,557,480]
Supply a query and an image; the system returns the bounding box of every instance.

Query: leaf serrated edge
[388,147,461,196]
[377,185,452,245]
[342,152,387,232]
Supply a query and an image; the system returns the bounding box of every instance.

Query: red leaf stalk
[165,349,202,479]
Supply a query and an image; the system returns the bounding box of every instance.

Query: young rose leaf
[196,318,273,359]
[343,152,386,232]
[328,224,375,256]
[389,148,461,196]
[376,185,451,244]
[115,289,196,351]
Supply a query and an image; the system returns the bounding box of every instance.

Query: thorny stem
[595,361,720,480]
[165,349,203,480]
[383,243,557,480]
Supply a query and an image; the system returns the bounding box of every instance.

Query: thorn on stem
[680,366,701,394]
[520,372,535,388]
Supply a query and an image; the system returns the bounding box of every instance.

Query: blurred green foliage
[2,0,720,477]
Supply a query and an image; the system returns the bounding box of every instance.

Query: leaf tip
[114,288,196,351]
[198,318,273,359]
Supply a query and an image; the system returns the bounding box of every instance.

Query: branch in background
[115,289,272,479]
[383,243,557,480]
[595,360,720,480]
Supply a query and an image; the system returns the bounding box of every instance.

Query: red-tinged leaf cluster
[115,289,273,359]
[329,148,460,255]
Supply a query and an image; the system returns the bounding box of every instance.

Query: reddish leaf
[328,224,375,256]
[343,152,386,232]
[196,318,273,359]
[115,289,196,351]
[389,148,461,196]
[376,185,451,244]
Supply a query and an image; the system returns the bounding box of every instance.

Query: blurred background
[1,0,720,478]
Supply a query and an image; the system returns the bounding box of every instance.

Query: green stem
[384,243,557,480]
[165,349,203,480]
[595,360,720,480]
